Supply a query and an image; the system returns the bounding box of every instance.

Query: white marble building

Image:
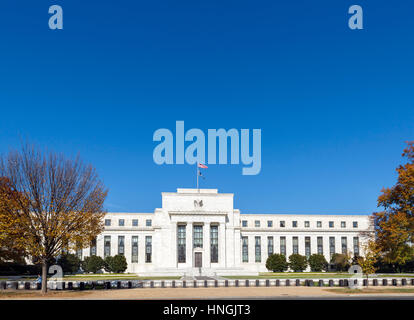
[78,188,372,276]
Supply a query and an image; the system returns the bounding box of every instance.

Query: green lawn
[16,274,180,281]
[224,272,414,279]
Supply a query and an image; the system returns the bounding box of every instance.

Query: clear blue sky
[0,1,413,214]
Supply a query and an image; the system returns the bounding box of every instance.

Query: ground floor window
[104,236,111,258]
[76,244,82,260]
[118,236,125,255]
[329,237,335,257]
[317,237,323,255]
[210,225,218,263]
[242,236,248,262]
[193,225,203,248]
[353,237,359,256]
[145,236,152,263]
[280,237,286,256]
[255,236,261,262]
[292,237,298,254]
[132,236,138,263]
[177,225,186,263]
[305,237,311,258]
[267,236,273,255]
[341,237,347,254]
[90,238,97,256]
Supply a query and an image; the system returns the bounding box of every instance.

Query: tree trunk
[41,260,48,294]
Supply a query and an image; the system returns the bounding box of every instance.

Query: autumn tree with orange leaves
[373,142,414,271]
[0,144,107,293]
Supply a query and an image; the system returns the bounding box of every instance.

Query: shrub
[266,254,288,272]
[104,255,128,273]
[308,254,328,272]
[0,263,41,276]
[57,254,81,274]
[82,255,105,274]
[288,254,308,272]
[330,253,351,271]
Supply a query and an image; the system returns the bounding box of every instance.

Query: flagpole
[196,162,199,192]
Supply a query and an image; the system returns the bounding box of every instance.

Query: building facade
[78,188,371,276]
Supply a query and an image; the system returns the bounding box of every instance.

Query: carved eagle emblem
[194,200,203,208]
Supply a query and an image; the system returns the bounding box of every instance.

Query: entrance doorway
[194,252,202,268]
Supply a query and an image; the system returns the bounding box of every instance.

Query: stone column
[219,223,226,268]
[186,222,193,268]
[311,235,318,254]
[323,235,331,263]
[261,235,267,265]
[285,235,292,259]
[172,222,178,267]
[299,235,306,256]
[203,222,211,269]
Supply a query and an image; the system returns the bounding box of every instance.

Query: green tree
[288,254,308,272]
[373,142,414,269]
[308,254,328,272]
[104,255,128,273]
[57,254,80,274]
[330,253,351,271]
[82,255,105,274]
[0,144,107,293]
[357,240,380,283]
[265,254,288,272]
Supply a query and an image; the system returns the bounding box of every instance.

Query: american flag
[197,163,208,169]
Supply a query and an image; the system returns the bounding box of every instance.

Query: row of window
[80,235,153,263]
[177,224,219,264]
[241,236,360,263]
[242,220,359,229]
[104,219,152,227]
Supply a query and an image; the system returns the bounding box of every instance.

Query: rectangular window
[317,221,322,228]
[305,237,311,258]
[293,237,299,254]
[118,236,125,255]
[105,219,111,226]
[177,225,186,263]
[292,221,298,228]
[317,236,323,255]
[104,236,111,258]
[242,236,248,262]
[280,221,285,228]
[242,220,248,227]
[76,245,82,260]
[90,238,97,256]
[280,237,286,256]
[119,219,125,227]
[132,219,138,227]
[255,236,261,262]
[341,237,347,254]
[353,237,359,256]
[145,236,152,263]
[353,221,358,228]
[329,221,334,228]
[267,220,273,228]
[210,225,218,263]
[255,220,260,228]
[268,236,274,255]
[341,221,346,228]
[146,219,152,227]
[329,237,335,257]
[305,221,310,228]
[193,225,203,248]
[131,236,138,263]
